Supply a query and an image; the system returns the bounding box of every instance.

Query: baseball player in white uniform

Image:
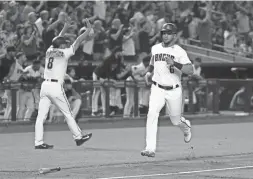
[34,19,93,149]
[141,23,194,157]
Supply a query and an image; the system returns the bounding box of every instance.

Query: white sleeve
[179,49,191,64]
[64,45,75,58]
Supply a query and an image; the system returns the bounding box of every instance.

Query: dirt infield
[0,118,253,179]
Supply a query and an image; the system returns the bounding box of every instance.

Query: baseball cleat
[35,143,54,149]
[184,131,192,143]
[75,133,92,146]
[183,119,192,143]
[141,150,155,157]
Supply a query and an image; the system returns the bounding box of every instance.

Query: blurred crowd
[1,1,253,120]
[1,1,253,71]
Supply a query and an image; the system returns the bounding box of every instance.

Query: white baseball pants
[35,81,83,146]
[145,83,191,152]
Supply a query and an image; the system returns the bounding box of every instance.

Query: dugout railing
[0,79,252,121]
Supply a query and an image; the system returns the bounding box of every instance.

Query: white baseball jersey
[9,60,24,82]
[44,45,75,83]
[24,65,44,78]
[150,43,191,86]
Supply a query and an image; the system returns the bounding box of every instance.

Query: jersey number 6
[47,57,54,69]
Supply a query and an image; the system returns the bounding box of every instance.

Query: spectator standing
[15,24,25,51]
[178,13,193,44]
[0,2,9,20]
[156,13,172,33]
[6,1,21,27]
[122,22,136,62]
[21,25,38,62]
[0,20,16,48]
[123,55,148,117]
[108,18,124,51]
[93,20,106,61]
[114,2,131,26]
[188,13,200,44]
[80,26,94,61]
[23,59,44,111]
[21,1,35,22]
[108,52,131,116]
[235,2,250,39]
[198,2,213,49]
[138,19,152,60]
[35,10,49,36]
[0,46,16,82]
[224,25,238,54]
[212,27,224,52]
[3,52,27,120]
[18,60,44,121]
[92,46,122,116]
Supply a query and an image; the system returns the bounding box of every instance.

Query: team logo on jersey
[152,53,175,62]
[46,50,64,58]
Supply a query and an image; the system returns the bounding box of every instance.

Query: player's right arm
[72,18,93,53]
[144,46,154,84]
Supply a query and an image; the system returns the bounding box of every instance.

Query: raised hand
[84,18,91,30]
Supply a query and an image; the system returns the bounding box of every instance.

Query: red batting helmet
[161,23,177,35]
[52,36,70,48]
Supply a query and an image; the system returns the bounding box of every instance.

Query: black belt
[44,79,58,82]
[152,81,179,90]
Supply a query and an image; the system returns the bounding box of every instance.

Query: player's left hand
[165,56,174,66]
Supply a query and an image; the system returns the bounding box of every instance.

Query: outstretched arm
[58,22,70,37]
[72,18,93,53]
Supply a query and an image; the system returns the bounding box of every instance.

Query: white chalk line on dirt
[97,165,253,179]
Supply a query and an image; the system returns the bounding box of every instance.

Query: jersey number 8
[47,57,54,69]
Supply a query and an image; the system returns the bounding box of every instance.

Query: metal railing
[1,79,253,122]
